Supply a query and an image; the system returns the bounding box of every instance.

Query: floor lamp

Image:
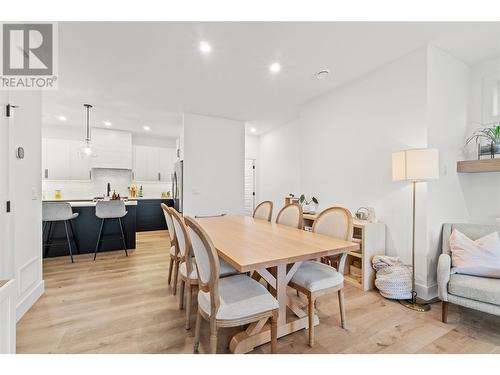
[392,148,439,312]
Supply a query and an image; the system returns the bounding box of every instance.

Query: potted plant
[466,123,500,159]
[299,194,319,214]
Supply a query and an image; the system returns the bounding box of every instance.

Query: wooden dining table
[195,215,360,353]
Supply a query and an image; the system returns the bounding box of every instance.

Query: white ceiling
[42,22,500,137]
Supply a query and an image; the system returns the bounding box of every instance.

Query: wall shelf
[457,159,500,173]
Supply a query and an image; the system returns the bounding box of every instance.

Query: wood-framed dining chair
[184,216,279,354]
[288,206,353,347]
[170,209,237,330]
[252,200,273,222]
[161,204,180,295]
[275,203,303,229]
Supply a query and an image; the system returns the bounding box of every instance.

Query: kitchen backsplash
[42,168,171,200]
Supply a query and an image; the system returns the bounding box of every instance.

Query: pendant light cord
[84,104,93,143]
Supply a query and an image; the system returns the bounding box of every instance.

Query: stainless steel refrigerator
[172,160,183,213]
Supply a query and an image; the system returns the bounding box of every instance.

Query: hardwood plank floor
[17,230,500,354]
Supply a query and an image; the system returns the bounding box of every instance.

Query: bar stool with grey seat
[42,202,80,263]
[94,200,128,260]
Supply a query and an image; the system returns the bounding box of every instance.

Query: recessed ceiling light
[250,127,257,133]
[103,121,112,126]
[57,115,67,122]
[269,62,281,74]
[199,41,212,54]
[316,69,330,80]
[143,125,151,131]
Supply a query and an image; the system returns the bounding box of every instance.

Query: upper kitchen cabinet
[133,145,176,182]
[42,138,91,180]
[91,128,133,170]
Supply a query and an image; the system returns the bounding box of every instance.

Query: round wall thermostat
[16,147,25,159]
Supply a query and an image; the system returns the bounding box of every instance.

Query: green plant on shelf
[299,195,318,205]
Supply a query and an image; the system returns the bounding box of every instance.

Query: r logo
[2,24,53,76]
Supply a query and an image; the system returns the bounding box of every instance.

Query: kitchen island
[42,200,137,258]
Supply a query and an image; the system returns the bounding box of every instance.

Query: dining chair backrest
[276,203,303,229]
[184,216,221,317]
[312,207,353,241]
[170,209,190,259]
[42,202,73,221]
[95,200,127,219]
[253,200,273,222]
[161,203,176,245]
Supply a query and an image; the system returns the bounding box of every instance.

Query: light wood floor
[17,230,500,354]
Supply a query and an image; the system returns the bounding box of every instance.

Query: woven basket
[374,263,412,300]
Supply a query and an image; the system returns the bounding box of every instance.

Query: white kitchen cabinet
[91,128,132,170]
[133,145,175,182]
[43,138,71,180]
[42,138,91,180]
[159,147,175,182]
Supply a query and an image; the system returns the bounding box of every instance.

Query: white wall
[259,119,302,220]
[258,46,500,299]
[183,113,245,217]
[8,92,44,320]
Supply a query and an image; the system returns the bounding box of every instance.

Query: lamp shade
[392,148,439,181]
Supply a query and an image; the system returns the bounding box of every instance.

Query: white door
[244,159,256,216]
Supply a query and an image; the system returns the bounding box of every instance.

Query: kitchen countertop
[42,200,137,207]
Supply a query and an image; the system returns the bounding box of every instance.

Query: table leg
[228,261,318,353]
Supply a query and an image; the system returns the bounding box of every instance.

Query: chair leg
[94,219,105,261]
[179,279,185,310]
[271,310,278,354]
[185,283,192,330]
[338,289,346,329]
[209,320,218,354]
[172,259,180,295]
[64,220,74,263]
[168,256,174,285]
[193,309,201,353]
[308,295,315,347]
[69,220,80,254]
[118,217,128,256]
[44,221,53,258]
[442,301,448,323]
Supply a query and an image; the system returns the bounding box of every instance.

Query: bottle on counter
[138,185,143,197]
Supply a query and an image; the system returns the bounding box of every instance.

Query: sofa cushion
[449,229,500,278]
[448,274,500,306]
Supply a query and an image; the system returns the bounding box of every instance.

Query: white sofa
[438,223,500,322]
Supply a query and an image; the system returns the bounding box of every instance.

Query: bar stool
[42,202,80,263]
[94,200,128,260]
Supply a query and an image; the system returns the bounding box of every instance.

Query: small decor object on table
[466,123,500,159]
[299,194,318,214]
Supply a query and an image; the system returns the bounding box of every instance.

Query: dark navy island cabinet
[136,198,174,232]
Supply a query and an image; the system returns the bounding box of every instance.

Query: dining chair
[170,209,237,330]
[184,216,279,354]
[253,200,273,222]
[288,206,352,347]
[275,203,303,229]
[161,204,180,294]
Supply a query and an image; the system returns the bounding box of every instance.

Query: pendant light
[79,103,97,158]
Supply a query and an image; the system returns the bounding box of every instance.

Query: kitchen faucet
[107,182,111,197]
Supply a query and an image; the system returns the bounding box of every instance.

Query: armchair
[438,223,500,323]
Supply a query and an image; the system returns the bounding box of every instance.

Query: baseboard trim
[415,282,438,302]
[16,279,44,322]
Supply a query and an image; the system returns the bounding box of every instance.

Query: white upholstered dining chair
[170,209,237,330]
[253,200,273,222]
[184,216,279,354]
[275,203,303,229]
[288,206,352,347]
[161,204,180,294]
